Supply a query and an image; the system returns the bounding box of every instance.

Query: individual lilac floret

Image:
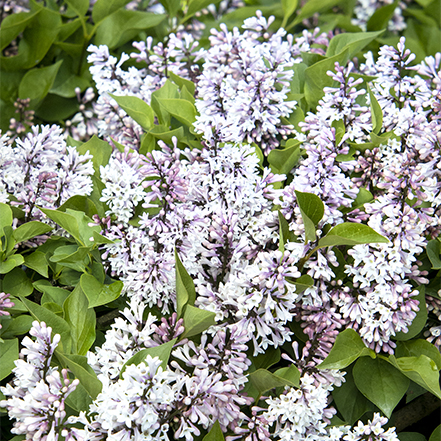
[0,125,94,220]
[0,321,79,441]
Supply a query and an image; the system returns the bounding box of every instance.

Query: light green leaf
[295,191,325,242]
[291,0,344,26]
[0,338,19,381]
[0,255,25,274]
[278,211,296,252]
[64,0,90,16]
[80,273,122,308]
[319,328,376,369]
[168,71,196,95]
[34,282,71,307]
[151,80,180,126]
[281,0,298,28]
[65,382,93,413]
[20,297,72,354]
[12,221,53,243]
[318,223,389,248]
[92,0,132,23]
[202,421,225,441]
[175,249,196,318]
[388,355,441,400]
[0,203,13,234]
[353,356,409,417]
[183,0,221,22]
[50,245,90,272]
[156,98,197,127]
[18,60,63,103]
[429,425,441,441]
[109,94,154,131]
[326,30,385,58]
[368,85,383,135]
[39,208,81,243]
[274,365,301,387]
[2,268,33,297]
[120,339,177,377]
[56,352,102,399]
[64,209,101,247]
[181,305,216,339]
[76,136,112,174]
[63,285,96,355]
[24,251,49,277]
[0,315,33,339]
[268,140,301,175]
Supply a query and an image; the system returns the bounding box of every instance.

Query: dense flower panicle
[1,321,79,441]
[352,0,408,32]
[0,125,94,219]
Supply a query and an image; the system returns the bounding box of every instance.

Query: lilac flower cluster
[0,321,79,441]
[0,125,94,220]
[0,291,14,329]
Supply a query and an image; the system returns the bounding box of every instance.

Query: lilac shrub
[1,4,440,441]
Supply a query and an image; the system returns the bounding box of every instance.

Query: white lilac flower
[0,125,93,220]
[352,0,408,32]
[0,321,79,441]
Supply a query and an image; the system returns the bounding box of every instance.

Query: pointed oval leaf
[175,250,196,318]
[318,223,389,248]
[181,305,216,339]
[202,420,225,441]
[12,221,53,243]
[109,94,154,131]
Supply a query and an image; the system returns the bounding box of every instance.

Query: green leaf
[291,274,314,294]
[353,356,409,417]
[159,0,181,17]
[267,141,301,175]
[20,297,72,354]
[398,433,427,441]
[156,98,197,127]
[274,364,301,387]
[109,94,154,131]
[181,305,216,339]
[281,0,298,27]
[0,338,19,381]
[0,254,25,274]
[368,85,383,135]
[58,195,98,219]
[366,1,399,31]
[92,0,132,23]
[394,287,427,341]
[18,60,63,103]
[396,340,441,371]
[332,366,373,424]
[429,425,441,441]
[24,251,49,277]
[202,420,225,441]
[249,368,299,400]
[278,211,296,252]
[295,191,325,242]
[318,223,389,248]
[304,49,350,109]
[151,80,180,125]
[319,328,375,369]
[168,71,196,95]
[94,10,166,49]
[56,352,102,399]
[12,221,53,243]
[291,0,344,26]
[0,11,39,51]
[120,339,177,377]
[63,285,96,355]
[326,30,385,58]
[64,0,90,16]
[2,268,33,297]
[388,355,441,400]
[76,136,112,174]
[175,249,196,318]
[427,239,441,269]
[249,348,281,372]
[80,274,123,308]
[65,382,93,413]
[0,315,33,339]
[64,209,101,247]
[0,203,13,234]
[50,245,90,272]
[39,208,81,243]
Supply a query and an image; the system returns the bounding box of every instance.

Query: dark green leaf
[202,420,225,441]
[175,249,196,318]
[274,365,301,387]
[249,348,281,372]
[291,274,314,294]
[396,340,441,370]
[12,221,53,243]
[353,356,409,417]
[151,80,180,125]
[249,368,299,400]
[80,274,123,308]
[109,94,154,130]
[281,0,298,27]
[120,338,177,377]
[398,433,427,441]
[291,0,344,26]
[426,240,441,269]
[319,328,376,369]
[63,285,96,355]
[65,382,93,413]
[318,223,389,248]
[368,85,383,135]
[64,0,90,16]
[0,11,39,51]
[429,425,441,441]
[366,1,399,31]
[56,352,102,399]
[0,315,33,339]
[0,338,19,381]
[2,268,33,297]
